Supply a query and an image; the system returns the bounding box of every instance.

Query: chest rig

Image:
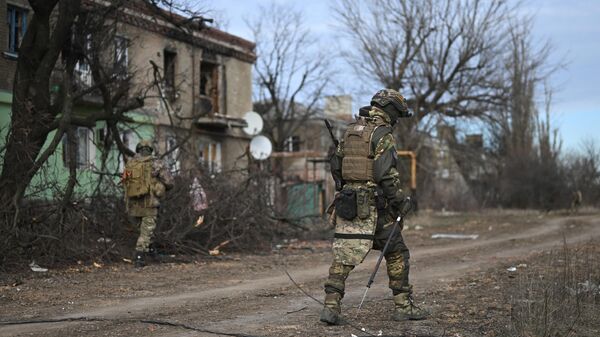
[341,117,387,183]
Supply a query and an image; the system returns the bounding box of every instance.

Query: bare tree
[486,18,562,209]
[247,2,332,153]
[333,0,515,149]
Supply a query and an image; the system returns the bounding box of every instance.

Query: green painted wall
[286,182,323,221]
[0,90,155,200]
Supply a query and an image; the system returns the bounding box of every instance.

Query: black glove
[389,196,413,219]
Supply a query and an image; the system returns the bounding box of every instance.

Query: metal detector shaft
[366,215,401,288]
[358,197,412,310]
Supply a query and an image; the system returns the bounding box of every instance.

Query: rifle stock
[324,119,339,147]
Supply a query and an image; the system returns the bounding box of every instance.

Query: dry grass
[506,241,600,337]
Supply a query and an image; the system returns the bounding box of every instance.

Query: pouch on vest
[356,188,370,219]
[335,189,357,220]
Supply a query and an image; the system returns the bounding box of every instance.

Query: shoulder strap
[371,125,392,154]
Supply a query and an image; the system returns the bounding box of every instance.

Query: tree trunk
[0,0,81,210]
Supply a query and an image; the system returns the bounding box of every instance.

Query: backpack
[123,157,153,198]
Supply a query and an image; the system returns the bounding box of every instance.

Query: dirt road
[1,211,599,337]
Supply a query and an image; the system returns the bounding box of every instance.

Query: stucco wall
[223,56,253,119]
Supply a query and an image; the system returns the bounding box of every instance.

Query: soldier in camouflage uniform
[122,140,174,268]
[320,89,429,324]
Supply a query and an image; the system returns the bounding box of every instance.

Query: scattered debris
[96,237,112,243]
[566,280,600,296]
[122,258,132,263]
[93,262,103,268]
[431,233,479,240]
[209,240,231,256]
[194,215,205,227]
[29,261,48,273]
[414,225,424,231]
[517,263,528,269]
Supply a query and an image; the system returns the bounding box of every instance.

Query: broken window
[166,136,181,174]
[200,61,219,113]
[198,140,222,173]
[6,5,27,55]
[75,34,93,88]
[163,49,177,99]
[114,36,128,78]
[121,130,139,154]
[118,130,139,171]
[62,127,96,169]
[284,136,301,152]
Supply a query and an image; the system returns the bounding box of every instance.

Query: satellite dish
[242,111,263,136]
[249,135,272,160]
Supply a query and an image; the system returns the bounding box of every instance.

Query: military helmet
[370,89,412,122]
[135,139,154,154]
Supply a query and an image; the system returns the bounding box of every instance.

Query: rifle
[357,197,413,311]
[324,119,339,147]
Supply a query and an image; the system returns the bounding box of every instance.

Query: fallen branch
[285,306,307,314]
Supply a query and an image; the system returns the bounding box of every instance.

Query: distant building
[274,95,353,218]
[0,1,255,198]
[418,126,494,210]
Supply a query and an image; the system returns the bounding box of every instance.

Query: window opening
[114,36,128,78]
[200,61,219,113]
[6,5,27,54]
[163,49,177,100]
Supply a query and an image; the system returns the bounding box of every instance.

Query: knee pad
[386,251,409,293]
[324,262,354,296]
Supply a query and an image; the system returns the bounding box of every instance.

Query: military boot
[134,251,146,268]
[319,292,342,325]
[392,292,429,321]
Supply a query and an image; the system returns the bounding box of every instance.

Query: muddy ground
[1,210,599,337]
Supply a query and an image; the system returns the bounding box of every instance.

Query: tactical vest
[341,117,388,182]
[123,157,153,198]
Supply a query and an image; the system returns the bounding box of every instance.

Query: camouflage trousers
[325,219,412,297]
[134,216,157,252]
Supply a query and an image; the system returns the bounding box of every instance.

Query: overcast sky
[213,0,600,151]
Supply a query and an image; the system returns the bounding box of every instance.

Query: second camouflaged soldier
[122,140,174,268]
[320,89,429,324]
